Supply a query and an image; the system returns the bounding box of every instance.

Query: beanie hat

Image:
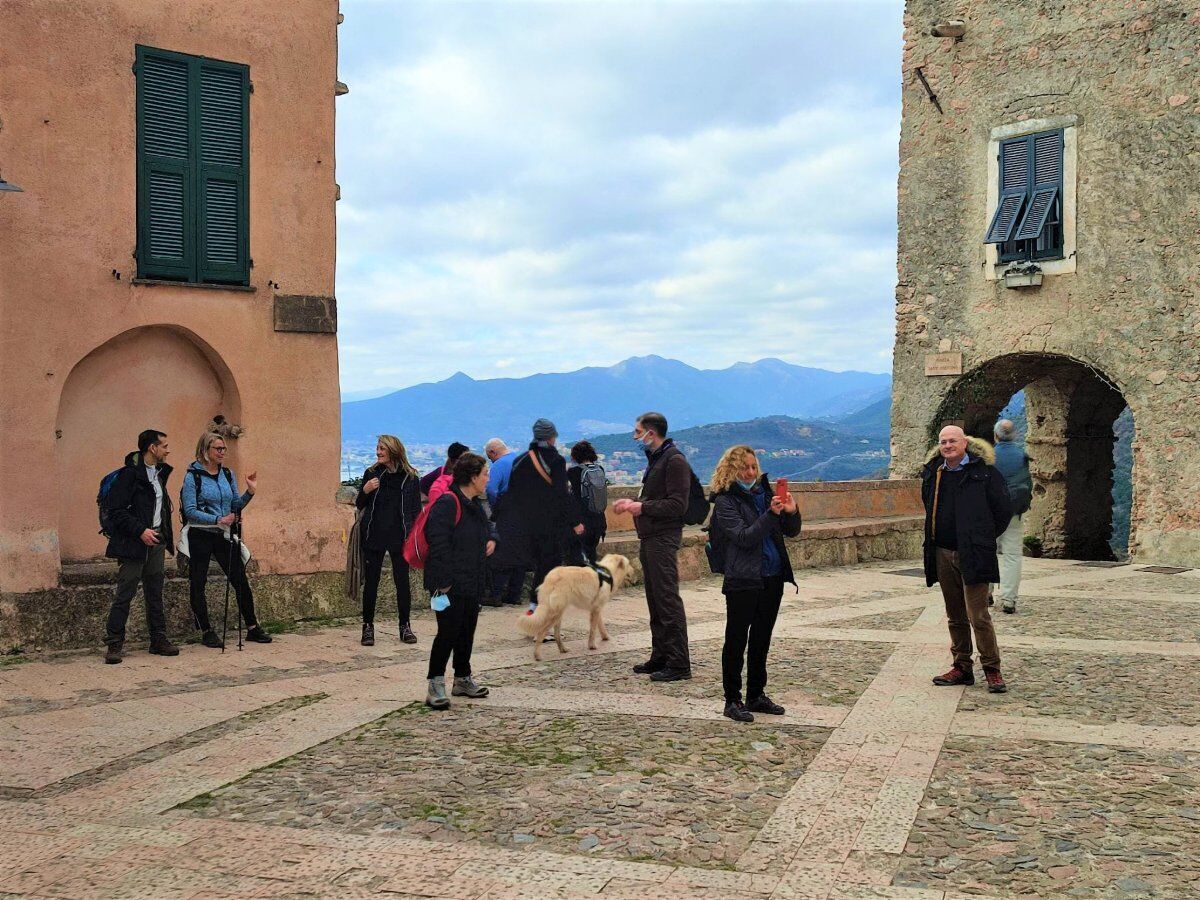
[532,418,558,441]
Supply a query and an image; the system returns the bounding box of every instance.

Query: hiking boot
[400,623,417,644]
[985,670,1009,693]
[632,659,665,675]
[746,694,785,715]
[1002,599,1017,614]
[148,638,180,657]
[425,676,450,710]
[104,644,123,665]
[452,676,490,698]
[481,596,503,608]
[650,667,692,683]
[201,630,224,649]
[987,593,995,607]
[361,623,375,646]
[245,626,273,644]
[723,701,754,723]
[932,666,974,686]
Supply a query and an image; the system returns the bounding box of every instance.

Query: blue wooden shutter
[1014,130,1062,241]
[985,136,1030,244]
[198,61,249,284]
[136,49,194,280]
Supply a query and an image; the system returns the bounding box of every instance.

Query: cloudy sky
[335,0,904,395]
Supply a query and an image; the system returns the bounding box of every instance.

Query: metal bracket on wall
[914,67,944,115]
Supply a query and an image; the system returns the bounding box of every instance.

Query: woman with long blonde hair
[355,435,422,646]
[709,445,801,723]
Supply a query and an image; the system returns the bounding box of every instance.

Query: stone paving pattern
[0,557,1197,897]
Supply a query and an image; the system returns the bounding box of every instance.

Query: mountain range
[341,355,891,450]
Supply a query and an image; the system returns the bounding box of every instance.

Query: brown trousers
[935,547,1001,671]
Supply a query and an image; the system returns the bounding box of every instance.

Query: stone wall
[892,1,1200,563]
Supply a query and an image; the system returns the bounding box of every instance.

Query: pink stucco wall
[0,0,346,591]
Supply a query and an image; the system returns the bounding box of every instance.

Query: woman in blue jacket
[181,431,271,647]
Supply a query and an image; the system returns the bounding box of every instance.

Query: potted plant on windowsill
[1003,263,1044,289]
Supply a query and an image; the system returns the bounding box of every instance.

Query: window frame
[984,116,1077,281]
[135,45,250,287]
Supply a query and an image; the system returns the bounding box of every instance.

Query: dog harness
[589,562,613,592]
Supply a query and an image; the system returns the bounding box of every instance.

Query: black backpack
[683,470,710,526]
[579,463,608,515]
[703,520,727,574]
[96,468,124,536]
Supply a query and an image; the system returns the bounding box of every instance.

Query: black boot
[361,623,375,646]
[201,630,224,649]
[245,625,273,644]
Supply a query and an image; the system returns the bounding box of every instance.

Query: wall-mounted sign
[925,352,963,376]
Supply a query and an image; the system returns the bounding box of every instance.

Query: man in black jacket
[922,425,1012,693]
[102,429,179,664]
[612,412,693,682]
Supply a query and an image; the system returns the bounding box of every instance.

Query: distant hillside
[587,414,889,486]
[341,355,891,450]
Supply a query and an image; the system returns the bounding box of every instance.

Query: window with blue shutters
[136,46,249,285]
[985,129,1063,264]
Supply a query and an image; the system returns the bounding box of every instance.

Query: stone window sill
[132,278,256,293]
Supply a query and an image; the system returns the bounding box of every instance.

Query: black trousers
[490,563,527,604]
[362,545,412,625]
[188,528,258,631]
[427,593,481,679]
[639,530,690,670]
[722,574,784,703]
[566,517,606,566]
[529,533,564,607]
[106,544,167,646]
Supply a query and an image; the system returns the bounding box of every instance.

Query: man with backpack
[992,419,1033,614]
[566,440,608,565]
[100,429,180,664]
[612,411,700,683]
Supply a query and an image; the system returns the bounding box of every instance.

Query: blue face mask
[737,479,757,491]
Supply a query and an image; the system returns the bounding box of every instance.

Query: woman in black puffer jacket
[710,445,801,724]
[355,435,421,646]
[423,453,497,710]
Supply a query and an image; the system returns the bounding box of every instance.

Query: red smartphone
[774,478,789,502]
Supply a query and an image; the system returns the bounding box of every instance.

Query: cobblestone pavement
[0,557,1197,897]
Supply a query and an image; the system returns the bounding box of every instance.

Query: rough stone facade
[892,1,1200,563]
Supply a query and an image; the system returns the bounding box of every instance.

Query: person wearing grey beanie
[491,417,583,615]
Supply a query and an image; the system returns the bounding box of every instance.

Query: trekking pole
[232,519,244,651]
[220,523,234,654]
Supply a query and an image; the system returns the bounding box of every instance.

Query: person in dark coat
[101,429,179,663]
[424,453,497,709]
[709,445,802,723]
[491,419,583,611]
[565,440,608,566]
[355,435,422,647]
[612,411,693,682]
[922,425,1013,694]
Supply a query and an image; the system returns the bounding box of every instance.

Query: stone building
[0,0,350,642]
[891,1,1200,563]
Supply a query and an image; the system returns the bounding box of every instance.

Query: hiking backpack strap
[528,449,553,486]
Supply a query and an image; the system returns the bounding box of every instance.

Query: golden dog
[517,554,631,661]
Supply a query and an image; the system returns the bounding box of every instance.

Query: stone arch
[54,326,242,561]
[930,352,1135,561]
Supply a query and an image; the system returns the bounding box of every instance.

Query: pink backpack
[403,490,461,570]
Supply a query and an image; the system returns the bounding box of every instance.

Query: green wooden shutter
[136,49,194,280]
[1014,130,1062,241]
[985,136,1030,244]
[198,62,249,284]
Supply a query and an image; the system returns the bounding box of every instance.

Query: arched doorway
[931,353,1135,561]
[55,326,241,562]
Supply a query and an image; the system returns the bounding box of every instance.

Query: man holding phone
[102,429,179,664]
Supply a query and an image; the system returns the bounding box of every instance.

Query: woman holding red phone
[710,445,802,723]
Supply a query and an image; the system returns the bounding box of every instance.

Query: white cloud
[335,0,904,390]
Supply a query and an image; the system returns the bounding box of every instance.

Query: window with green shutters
[984,128,1064,264]
[136,46,249,285]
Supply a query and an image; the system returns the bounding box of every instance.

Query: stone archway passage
[931,353,1133,561]
[54,326,241,562]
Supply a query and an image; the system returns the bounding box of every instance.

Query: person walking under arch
[992,419,1032,614]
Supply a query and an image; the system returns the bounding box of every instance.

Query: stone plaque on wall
[924,352,963,376]
[274,294,337,334]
